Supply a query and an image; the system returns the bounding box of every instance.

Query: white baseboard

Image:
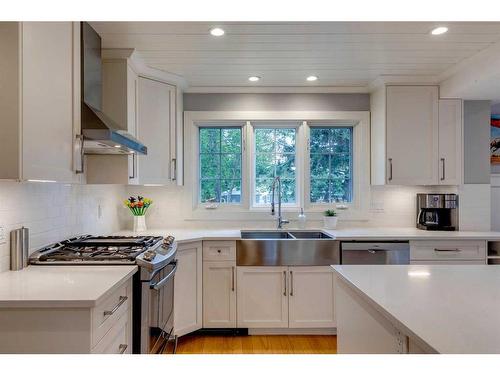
[248,328,337,335]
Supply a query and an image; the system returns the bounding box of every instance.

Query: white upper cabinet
[137,77,176,185]
[371,85,461,186]
[386,86,439,185]
[0,22,82,183]
[438,99,463,185]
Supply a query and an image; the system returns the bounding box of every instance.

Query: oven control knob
[143,250,156,262]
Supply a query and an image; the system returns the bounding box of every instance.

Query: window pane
[200,128,220,153]
[200,180,219,203]
[310,154,330,178]
[310,179,330,203]
[255,153,275,179]
[275,154,295,178]
[221,128,241,153]
[255,129,275,152]
[199,127,242,204]
[280,178,296,203]
[255,178,273,205]
[221,154,241,179]
[275,129,296,153]
[309,127,353,203]
[254,127,297,205]
[200,154,220,179]
[221,180,241,203]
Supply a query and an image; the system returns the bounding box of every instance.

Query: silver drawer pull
[103,296,128,316]
[434,248,461,252]
[119,344,128,354]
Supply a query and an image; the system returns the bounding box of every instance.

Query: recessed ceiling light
[306,75,318,82]
[210,27,225,37]
[431,26,448,35]
[114,145,121,148]
[248,76,260,82]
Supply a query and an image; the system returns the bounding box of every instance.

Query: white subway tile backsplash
[0,181,125,272]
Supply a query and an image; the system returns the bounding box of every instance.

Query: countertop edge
[0,266,138,309]
[331,265,440,354]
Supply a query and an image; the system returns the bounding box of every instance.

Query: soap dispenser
[298,208,306,229]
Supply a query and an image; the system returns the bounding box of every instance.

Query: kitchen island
[332,265,500,354]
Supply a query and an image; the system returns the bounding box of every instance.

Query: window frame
[249,121,304,209]
[198,126,244,205]
[305,122,356,208]
[184,111,370,221]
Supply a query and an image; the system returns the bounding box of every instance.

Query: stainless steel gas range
[29,235,178,354]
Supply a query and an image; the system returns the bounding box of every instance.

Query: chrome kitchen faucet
[271,176,289,229]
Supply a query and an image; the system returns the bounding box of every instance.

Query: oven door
[147,260,177,354]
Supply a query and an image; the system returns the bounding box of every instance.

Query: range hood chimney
[81,22,147,155]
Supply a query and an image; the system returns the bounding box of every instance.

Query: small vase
[133,215,147,232]
[323,216,338,229]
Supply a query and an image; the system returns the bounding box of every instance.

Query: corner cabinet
[371,85,462,186]
[173,241,202,337]
[0,22,83,183]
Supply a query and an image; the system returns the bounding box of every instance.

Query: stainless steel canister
[10,227,29,271]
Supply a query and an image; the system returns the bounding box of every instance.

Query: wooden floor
[174,334,337,354]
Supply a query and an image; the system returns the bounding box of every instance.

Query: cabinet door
[236,266,288,328]
[21,22,77,182]
[438,99,462,185]
[137,77,174,185]
[386,86,439,185]
[174,241,202,336]
[288,266,335,328]
[203,261,236,328]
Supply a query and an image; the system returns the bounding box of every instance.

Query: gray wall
[463,100,491,183]
[184,93,370,112]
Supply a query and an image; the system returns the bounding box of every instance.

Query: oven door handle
[150,260,177,290]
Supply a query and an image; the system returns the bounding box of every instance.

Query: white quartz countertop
[115,227,500,241]
[0,266,137,308]
[332,265,500,354]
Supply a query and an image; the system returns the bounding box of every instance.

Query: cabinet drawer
[91,279,132,347]
[92,310,131,354]
[410,260,486,265]
[203,241,236,261]
[410,240,486,261]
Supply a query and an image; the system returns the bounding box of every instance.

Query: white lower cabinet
[236,266,335,329]
[203,261,237,328]
[237,267,289,328]
[174,241,202,336]
[288,266,335,328]
[409,240,487,264]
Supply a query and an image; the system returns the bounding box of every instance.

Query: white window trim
[184,111,370,222]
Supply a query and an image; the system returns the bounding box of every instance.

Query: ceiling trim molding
[102,48,189,90]
[367,75,439,92]
[184,86,369,94]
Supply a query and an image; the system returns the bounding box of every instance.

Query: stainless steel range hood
[81,22,147,155]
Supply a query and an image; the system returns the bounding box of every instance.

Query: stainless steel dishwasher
[340,241,410,265]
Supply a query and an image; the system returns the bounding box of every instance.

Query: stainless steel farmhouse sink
[238,230,340,266]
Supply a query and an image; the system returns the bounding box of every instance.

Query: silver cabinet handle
[118,344,128,354]
[103,296,128,316]
[434,248,461,252]
[290,271,294,296]
[440,158,446,181]
[388,158,393,181]
[75,134,84,174]
[129,153,136,180]
[283,270,287,296]
[171,158,177,181]
[231,266,235,291]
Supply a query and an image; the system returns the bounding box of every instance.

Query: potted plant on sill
[323,209,338,229]
[124,196,153,232]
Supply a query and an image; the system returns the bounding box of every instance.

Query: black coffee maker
[416,194,458,231]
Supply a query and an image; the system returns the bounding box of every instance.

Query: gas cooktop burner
[30,235,164,264]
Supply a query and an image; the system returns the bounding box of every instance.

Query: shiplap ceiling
[90,22,500,88]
